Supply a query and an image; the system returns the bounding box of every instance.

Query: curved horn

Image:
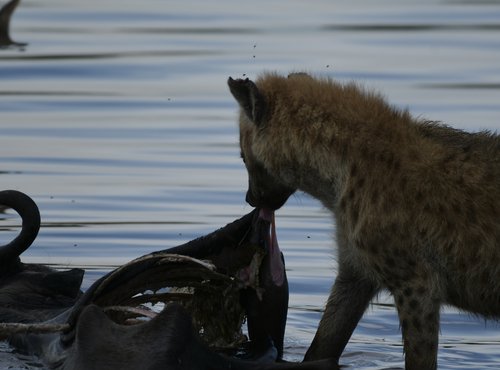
[0,190,40,262]
[0,0,20,45]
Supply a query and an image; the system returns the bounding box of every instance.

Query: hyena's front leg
[393,282,440,370]
[304,268,379,362]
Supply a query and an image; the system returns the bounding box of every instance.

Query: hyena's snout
[245,188,259,207]
[245,176,295,211]
[245,188,289,210]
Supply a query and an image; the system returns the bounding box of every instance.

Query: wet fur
[229,72,500,370]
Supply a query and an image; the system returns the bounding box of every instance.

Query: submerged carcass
[1,190,332,369]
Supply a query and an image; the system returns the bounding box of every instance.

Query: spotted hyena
[228,72,500,370]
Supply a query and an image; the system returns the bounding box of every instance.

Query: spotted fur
[228,72,500,370]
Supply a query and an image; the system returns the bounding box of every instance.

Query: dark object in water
[157,208,289,358]
[0,190,84,324]
[0,190,335,369]
[0,0,27,49]
[59,303,336,370]
[0,191,267,367]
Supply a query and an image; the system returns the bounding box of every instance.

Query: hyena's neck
[256,85,420,210]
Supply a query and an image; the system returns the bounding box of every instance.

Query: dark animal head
[157,209,289,358]
[55,208,288,367]
[228,77,295,210]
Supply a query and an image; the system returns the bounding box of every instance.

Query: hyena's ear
[227,77,267,126]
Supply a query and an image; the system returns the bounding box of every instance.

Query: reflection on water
[322,24,500,31]
[0,0,499,368]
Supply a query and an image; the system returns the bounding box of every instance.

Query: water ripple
[321,23,500,32]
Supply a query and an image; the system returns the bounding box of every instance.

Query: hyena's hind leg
[304,268,379,362]
[392,279,440,370]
